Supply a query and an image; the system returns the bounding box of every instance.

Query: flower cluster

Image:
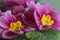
[0,0,60,39]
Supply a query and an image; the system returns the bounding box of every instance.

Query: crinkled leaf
[25,30,60,40]
[13,34,28,40]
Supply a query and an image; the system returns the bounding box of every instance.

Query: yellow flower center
[9,21,24,31]
[41,14,54,26]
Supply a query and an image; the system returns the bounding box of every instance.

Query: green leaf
[13,34,29,40]
[0,0,4,3]
[0,7,7,12]
[35,0,40,3]
[25,30,60,40]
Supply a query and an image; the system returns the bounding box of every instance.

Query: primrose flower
[34,3,60,30]
[3,0,35,16]
[11,1,37,27]
[21,1,38,27]
[0,10,35,39]
[12,1,35,17]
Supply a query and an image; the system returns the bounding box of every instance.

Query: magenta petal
[15,13,23,18]
[21,11,36,27]
[0,28,4,37]
[52,27,60,30]
[27,1,36,10]
[4,0,35,6]
[14,30,24,34]
[0,28,4,34]
[14,0,35,5]
[0,16,9,23]
[0,16,9,29]
[4,10,17,22]
[35,3,41,13]
[50,12,60,30]
[0,10,17,29]
[14,0,26,5]
[13,6,24,14]
[34,11,41,27]
[5,10,14,21]
[2,30,17,39]
[39,25,45,30]
[51,12,60,22]
[24,27,35,32]
[43,3,54,13]
[52,22,60,30]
